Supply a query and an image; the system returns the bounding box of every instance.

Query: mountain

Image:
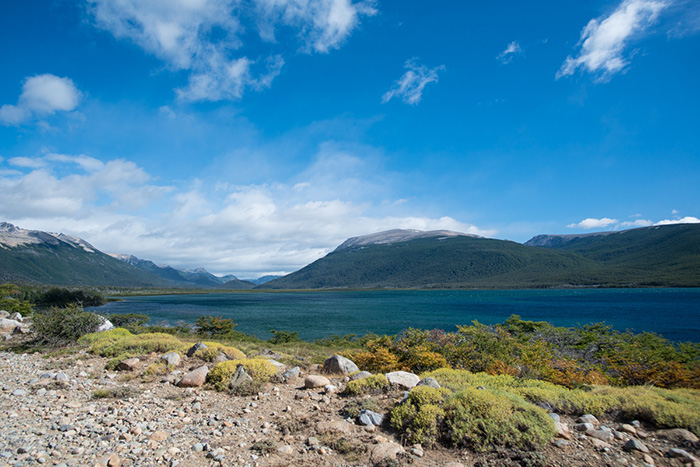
[261,224,700,289]
[108,254,235,288]
[0,223,170,287]
[243,275,283,285]
[335,229,474,250]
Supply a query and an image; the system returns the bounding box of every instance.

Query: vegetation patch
[207,358,277,391]
[343,374,390,396]
[32,305,106,345]
[79,328,189,366]
[92,387,137,399]
[193,342,245,361]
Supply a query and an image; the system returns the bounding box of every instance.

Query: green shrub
[195,315,237,336]
[79,328,189,360]
[389,386,451,447]
[32,305,105,344]
[207,358,277,391]
[193,342,245,361]
[343,374,390,395]
[0,284,33,315]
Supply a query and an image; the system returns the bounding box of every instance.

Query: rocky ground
[0,341,699,467]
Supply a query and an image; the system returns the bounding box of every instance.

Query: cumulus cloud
[382,59,445,105]
[557,0,667,81]
[1,148,493,278]
[567,217,619,229]
[497,41,523,64]
[655,216,700,225]
[87,0,376,101]
[0,74,81,126]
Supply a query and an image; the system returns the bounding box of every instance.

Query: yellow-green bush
[79,328,189,358]
[423,368,700,435]
[207,358,277,391]
[343,374,390,396]
[390,386,451,447]
[193,342,245,361]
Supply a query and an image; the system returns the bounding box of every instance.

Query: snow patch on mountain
[335,229,477,251]
[0,222,97,253]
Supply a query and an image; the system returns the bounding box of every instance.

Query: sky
[1,0,699,278]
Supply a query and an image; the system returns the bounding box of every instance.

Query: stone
[369,442,405,464]
[149,430,169,442]
[444,463,466,467]
[265,359,286,374]
[576,414,599,425]
[177,366,209,388]
[0,310,8,318]
[358,409,384,427]
[107,453,121,467]
[669,448,699,463]
[554,422,572,440]
[349,371,372,381]
[619,424,637,435]
[656,428,699,445]
[623,438,650,453]
[574,423,594,432]
[322,355,359,375]
[282,367,300,380]
[277,445,294,456]
[161,352,181,367]
[186,342,207,357]
[9,312,23,322]
[13,326,30,335]
[385,371,420,389]
[304,375,330,389]
[410,445,424,457]
[213,352,229,363]
[553,439,570,449]
[548,413,561,423]
[12,389,27,396]
[228,365,253,389]
[590,438,612,449]
[324,384,339,394]
[416,377,440,389]
[115,358,140,372]
[96,317,114,333]
[590,430,614,443]
[0,318,22,332]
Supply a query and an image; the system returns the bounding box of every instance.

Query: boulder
[315,420,352,435]
[623,438,649,453]
[0,318,22,332]
[350,371,372,381]
[96,317,114,333]
[282,367,300,381]
[115,358,140,371]
[0,310,9,319]
[323,355,359,375]
[358,409,384,427]
[304,375,330,389]
[161,352,181,367]
[186,342,207,357]
[385,371,420,389]
[265,359,287,374]
[576,414,599,425]
[369,442,405,464]
[416,377,440,389]
[657,428,699,445]
[589,429,614,443]
[178,366,209,388]
[213,352,229,363]
[228,365,253,389]
[9,312,22,322]
[554,422,572,440]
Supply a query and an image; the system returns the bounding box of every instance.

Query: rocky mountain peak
[335,229,475,251]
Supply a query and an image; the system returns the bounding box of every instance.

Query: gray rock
[115,358,140,371]
[161,352,181,367]
[304,375,330,389]
[358,409,384,426]
[186,342,207,358]
[9,312,22,322]
[349,371,372,381]
[177,366,209,388]
[668,448,699,462]
[282,367,300,380]
[228,365,253,389]
[590,429,614,442]
[385,371,420,389]
[323,355,359,375]
[0,310,9,319]
[656,428,699,445]
[416,377,440,389]
[574,423,595,432]
[369,442,405,464]
[54,372,69,382]
[576,414,599,425]
[265,359,286,374]
[213,351,229,363]
[0,318,23,332]
[548,413,561,423]
[623,438,650,453]
[12,389,27,396]
[96,317,114,332]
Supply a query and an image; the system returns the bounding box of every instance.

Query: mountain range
[1,221,698,289]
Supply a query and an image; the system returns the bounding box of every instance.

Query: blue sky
[1,0,699,277]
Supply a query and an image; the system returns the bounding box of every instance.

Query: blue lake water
[89,288,700,342]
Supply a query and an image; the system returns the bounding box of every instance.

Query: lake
[89,288,700,342]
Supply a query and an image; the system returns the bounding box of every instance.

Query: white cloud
[567,217,619,229]
[655,216,700,225]
[382,59,445,105]
[0,74,82,126]
[618,219,653,227]
[557,0,667,81]
[87,0,376,101]
[497,41,523,64]
[1,148,493,278]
